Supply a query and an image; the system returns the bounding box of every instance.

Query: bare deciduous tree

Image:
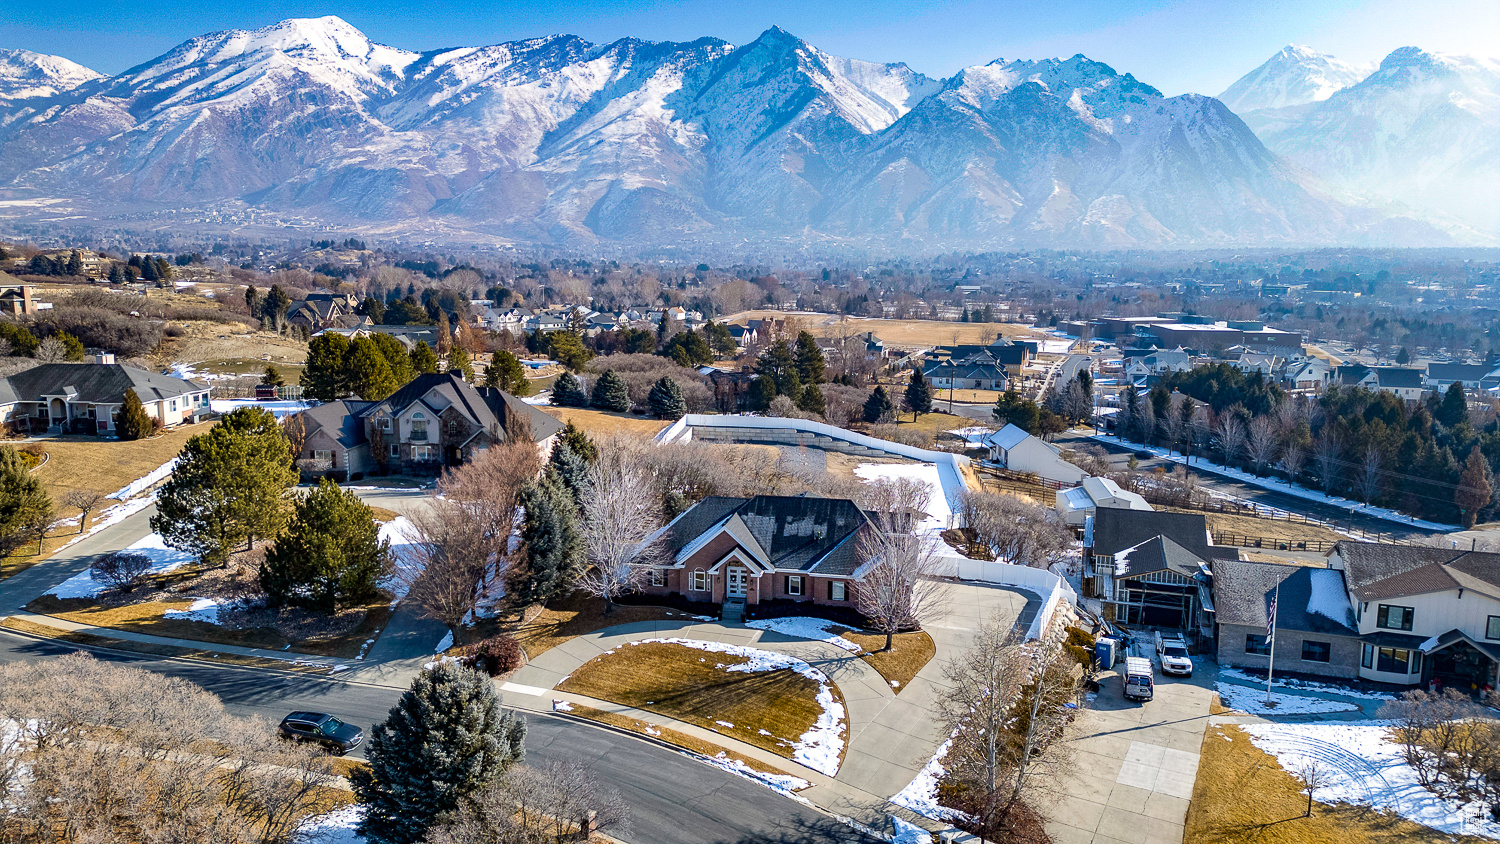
[1294,759,1331,817]
[1281,442,1307,483]
[34,336,67,363]
[89,551,152,593]
[280,412,310,460]
[405,501,501,637]
[1215,415,1247,468]
[577,441,667,613]
[1358,445,1383,504]
[1246,416,1279,476]
[936,620,1081,841]
[1313,431,1343,493]
[959,492,1073,570]
[427,760,632,844]
[438,439,543,540]
[65,489,105,534]
[854,508,947,652]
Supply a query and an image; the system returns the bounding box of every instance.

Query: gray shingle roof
[1336,541,1500,601]
[301,399,372,448]
[1115,535,1205,579]
[1211,559,1356,635]
[665,494,873,576]
[2,363,202,405]
[1427,362,1491,382]
[1090,507,1219,560]
[355,372,561,444]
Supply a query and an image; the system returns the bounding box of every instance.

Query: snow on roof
[1306,568,1354,626]
[985,423,1031,451]
[1059,487,1093,511]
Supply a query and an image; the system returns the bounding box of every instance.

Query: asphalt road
[0,629,871,844]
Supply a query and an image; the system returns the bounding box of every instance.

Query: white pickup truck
[1155,633,1194,676]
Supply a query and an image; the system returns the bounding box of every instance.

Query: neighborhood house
[0,362,210,435]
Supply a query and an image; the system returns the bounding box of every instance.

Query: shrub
[90,551,153,593]
[867,423,934,449]
[462,635,525,677]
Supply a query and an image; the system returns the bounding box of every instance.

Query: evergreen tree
[550,371,588,407]
[140,256,158,282]
[704,320,738,357]
[244,285,261,317]
[301,333,351,401]
[508,473,584,609]
[446,347,474,381]
[51,331,85,361]
[263,285,292,333]
[548,440,592,505]
[485,350,528,395]
[352,663,526,844]
[992,389,1041,433]
[0,446,52,556]
[794,331,826,385]
[756,339,801,400]
[115,389,154,441]
[261,366,284,388]
[1437,383,1468,428]
[66,250,83,277]
[961,308,970,323]
[370,333,415,385]
[863,386,894,423]
[348,338,399,400]
[1395,346,1411,365]
[108,262,125,283]
[905,368,932,418]
[409,340,438,375]
[261,478,389,612]
[1456,446,1493,529]
[647,376,687,419]
[748,375,777,412]
[659,330,713,367]
[359,296,386,324]
[558,420,597,463]
[797,381,825,416]
[547,331,593,371]
[151,407,296,566]
[590,369,630,412]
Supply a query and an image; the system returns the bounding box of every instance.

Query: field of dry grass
[0,616,339,673]
[1186,724,1486,844]
[721,311,1041,350]
[508,592,687,659]
[539,407,669,438]
[840,630,937,691]
[154,321,308,369]
[558,640,845,765]
[1178,509,1345,545]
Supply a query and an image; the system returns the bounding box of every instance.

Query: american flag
[1266,592,1277,642]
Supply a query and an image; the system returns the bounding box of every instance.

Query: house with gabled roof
[285,371,561,477]
[982,424,1086,485]
[1212,560,1361,679]
[1084,507,1237,633]
[638,495,875,614]
[0,362,210,435]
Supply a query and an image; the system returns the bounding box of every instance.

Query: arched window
[410,412,428,441]
[690,569,708,592]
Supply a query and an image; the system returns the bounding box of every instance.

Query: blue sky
[3,0,1497,95]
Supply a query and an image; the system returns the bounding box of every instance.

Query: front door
[726,567,747,599]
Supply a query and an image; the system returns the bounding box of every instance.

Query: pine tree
[446,347,474,381]
[546,331,593,371]
[548,441,591,505]
[863,385,894,423]
[748,376,777,412]
[409,340,438,375]
[261,478,389,611]
[794,331,826,385]
[352,663,526,844]
[1437,383,1468,428]
[66,250,83,277]
[757,339,801,400]
[261,366,284,388]
[559,420,597,463]
[550,371,588,407]
[244,285,261,316]
[151,407,296,566]
[797,381,825,416]
[115,389,154,440]
[370,333,415,385]
[590,369,630,412]
[300,333,351,401]
[347,337,399,401]
[485,350,528,395]
[508,473,585,609]
[0,446,52,556]
[263,285,291,334]
[647,376,687,420]
[1456,446,1493,529]
[905,368,932,418]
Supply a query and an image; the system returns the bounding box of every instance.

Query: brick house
[288,372,562,477]
[640,495,874,612]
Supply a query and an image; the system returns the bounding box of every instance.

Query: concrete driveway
[1042,660,1216,844]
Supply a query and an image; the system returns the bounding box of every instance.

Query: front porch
[1423,629,1500,695]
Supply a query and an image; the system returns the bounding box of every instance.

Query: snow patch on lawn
[108,458,178,500]
[1215,682,1361,715]
[631,638,846,776]
[1219,668,1394,702]
[377,517,423,605]
[852,462,950,536]
[746,617,862,652]
[299,805,364,843]
[1244,721,1500,839]
[163,596,254,625]
[46,533,196,599]
[946,427,993,446]
[892,734,968,822]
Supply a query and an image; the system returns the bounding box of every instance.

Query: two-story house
[1212,559,1362,680]
[1084,508,1237,635]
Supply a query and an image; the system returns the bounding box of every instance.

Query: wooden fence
[1212,532,1340,553]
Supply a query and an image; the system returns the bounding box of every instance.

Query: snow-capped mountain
[1243,46,1500,234]
[0,48,102,102]
[0,18,1458,247]
[1218,45,1371,113]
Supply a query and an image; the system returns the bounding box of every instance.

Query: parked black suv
[278,711,364,755]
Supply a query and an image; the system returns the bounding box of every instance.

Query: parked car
[278,711,364,755]
[1134,449,1154,460]
[1123,656,1154,702]
[1155,632,1194,677]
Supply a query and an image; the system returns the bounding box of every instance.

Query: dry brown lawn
[823,452,913,479]
[720,310,1040,350]
[508,592,686,659]
[559,702,811,787]
[155,322,308,368]
[1181,509,1345,545]
[1186,724,1487,844]
[840,630,937,691]
[558,640,846,765]
[0,616,339,673]
[539,407,669,438]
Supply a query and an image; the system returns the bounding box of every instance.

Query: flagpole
[1265,582,1280,706]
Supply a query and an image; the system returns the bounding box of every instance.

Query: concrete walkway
[504,580,1034,832]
